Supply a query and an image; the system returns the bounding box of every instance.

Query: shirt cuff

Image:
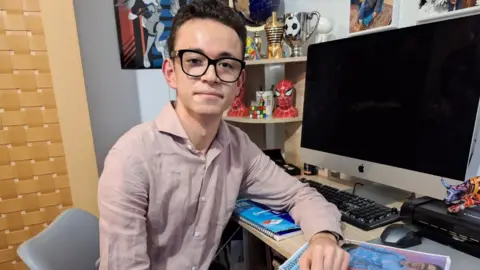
[302,221,344,243]
[314,230,346,247]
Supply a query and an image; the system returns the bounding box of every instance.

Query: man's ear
[162,58,177,89]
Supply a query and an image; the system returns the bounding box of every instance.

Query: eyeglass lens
[181,51,243,82]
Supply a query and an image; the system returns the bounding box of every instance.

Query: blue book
[232,199,302,241]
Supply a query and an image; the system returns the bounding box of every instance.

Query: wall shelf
[245,56,307,66]
[225,58,306,165]
[223,116,302,124]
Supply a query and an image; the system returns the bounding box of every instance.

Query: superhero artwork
[227,86,249,117]
[273,80,298,118]
[113,0,192,69]
[441,176,480,214]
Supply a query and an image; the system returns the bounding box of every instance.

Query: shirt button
[200,196,206,202]
[194,231,200,237]
[192,266,197,270]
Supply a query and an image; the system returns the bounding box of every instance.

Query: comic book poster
[113,0,192,69]
[279,240,451,270]
[349,0,394,34]
[419,0,480,21]
[343,240,450,270]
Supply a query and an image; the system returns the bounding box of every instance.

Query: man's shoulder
[100,122,159,185]
[108,121,161,159]
[224,122,251,147]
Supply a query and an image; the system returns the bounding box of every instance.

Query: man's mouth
[195,92,224,98]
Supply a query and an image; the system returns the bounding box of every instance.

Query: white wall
[135,70,174,122]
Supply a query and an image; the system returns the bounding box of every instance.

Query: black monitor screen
[302,15,480,181]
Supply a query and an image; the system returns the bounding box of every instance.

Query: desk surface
[237,174,403,259]
[238,174,480,267]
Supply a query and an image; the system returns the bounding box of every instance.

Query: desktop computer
[301,14,480,200]
[299,13,480,256]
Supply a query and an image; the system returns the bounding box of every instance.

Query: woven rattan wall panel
[0,1,73,269]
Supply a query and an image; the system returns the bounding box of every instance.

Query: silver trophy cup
[283,11,320,57]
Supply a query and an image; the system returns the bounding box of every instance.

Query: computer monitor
[300,14,480,200]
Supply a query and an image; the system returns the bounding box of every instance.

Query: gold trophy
[265,12,284,59]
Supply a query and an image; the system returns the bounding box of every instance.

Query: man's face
[163,19,245,117]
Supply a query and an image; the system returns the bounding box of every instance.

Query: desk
[236,175,480,269]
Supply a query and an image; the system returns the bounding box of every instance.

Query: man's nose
[201,64,218,83]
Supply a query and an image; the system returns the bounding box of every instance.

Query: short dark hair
[167,0,246,58]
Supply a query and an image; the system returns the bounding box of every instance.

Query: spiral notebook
[278,242,309,270]
[279,240,451,270]
[232,199,302,241]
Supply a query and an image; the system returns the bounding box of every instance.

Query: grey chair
[17,208,100,270]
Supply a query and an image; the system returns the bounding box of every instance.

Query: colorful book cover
[280,240,451,270]
[233,199,300,234]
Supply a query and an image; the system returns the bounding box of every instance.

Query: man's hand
[299,233,350,270]
[373,11,377,18]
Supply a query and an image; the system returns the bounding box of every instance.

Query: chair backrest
[17,208,99,270]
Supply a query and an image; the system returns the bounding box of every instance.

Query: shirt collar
[155,101,231,147]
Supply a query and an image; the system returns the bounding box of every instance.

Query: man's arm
[98,149,150,270]
[239,136,343,241]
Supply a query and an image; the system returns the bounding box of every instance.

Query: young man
[98,0,349,269]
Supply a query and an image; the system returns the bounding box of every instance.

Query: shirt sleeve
[98,148,150,270]
[239,135,343,241]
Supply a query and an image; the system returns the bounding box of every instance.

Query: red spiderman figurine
[273,80,298,118]
[227,86,249,117]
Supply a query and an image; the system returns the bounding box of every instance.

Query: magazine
[232,199,302,241]
[279,239,451,270]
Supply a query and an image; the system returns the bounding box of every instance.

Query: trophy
[229,0,281,59]
[265,12,285,59]
[284,11,321,57]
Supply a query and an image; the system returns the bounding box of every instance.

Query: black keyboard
[300,178,400,231]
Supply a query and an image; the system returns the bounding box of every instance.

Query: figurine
[245,36,260,60]
[441,177,480,213]
[256,85,274,116]
[273,80,298,118]
[227,86,249,117]
[265,12,284,59]
[253,31,263,58]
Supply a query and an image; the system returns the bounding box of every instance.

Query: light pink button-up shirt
[98,102,342,270]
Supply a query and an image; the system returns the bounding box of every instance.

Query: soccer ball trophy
[284,11,321,57]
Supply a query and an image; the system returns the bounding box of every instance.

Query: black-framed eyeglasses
[172,49,246,83]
